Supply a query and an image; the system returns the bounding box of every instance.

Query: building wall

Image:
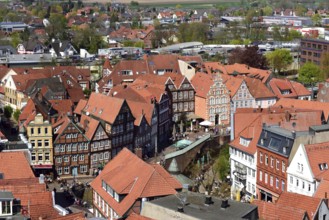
[27,114,53,167]
[90,124,111,171]
[207,77,230,124]
[194,96,206,120]
[287,144,316,197]
[4,76,18,109]
[178,60,195,81]
[230,147,257,199]
[257,148,287,202]
[300,39,329,66]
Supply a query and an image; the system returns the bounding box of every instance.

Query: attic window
[0,173,3,179]
[99,109,103,114]
[281,89,291,95]
[319,163,328,171]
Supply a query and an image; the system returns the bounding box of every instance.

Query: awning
[33,164,53,169]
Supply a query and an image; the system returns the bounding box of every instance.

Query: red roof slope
[0,151,35,179]
[269,78,311,99]
[90,148,181,216]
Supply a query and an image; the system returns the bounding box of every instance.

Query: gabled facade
[17,39,46,54]
[27,113,53,174]
[81,93,135,158]
[53,117,90,176]
[80,115,111,172]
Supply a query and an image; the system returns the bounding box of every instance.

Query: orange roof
[74,99,88,115]
[274,98,329,121]
[244,77,276,99]
[49,99,74,117]
[90,148,181,217]
[191,72,213,98]
[253,199,306,220]
[53,212,86,220]
[305,142,329,179]
[276,192,322,219]
[126,100,154,126]
[84,92,125,124]
[80,114,100,140]
[0,151,35,179]
[126,213,154,220]
[269,78,311,99]
[314,179,329,198]
[12,72,50,92]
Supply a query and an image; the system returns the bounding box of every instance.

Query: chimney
[285,111,291,122]
[221,199,229,209]
[205,196,213,205]
[177,206,184,213]
[135,147,143,159]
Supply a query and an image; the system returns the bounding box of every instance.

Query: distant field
[82,0,240,7]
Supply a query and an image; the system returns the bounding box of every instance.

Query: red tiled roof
[274,98,329,121]
[90,148,181,216]
[314,179,329,198]
[80,114,100,140]
[126,100,154,126]
[83,92,125,124]
[0,151,35,179]
[74,99,88,115]
[191,72,213,98]
[305,142,329,179]
[253,199,306,220]
[276,192,322,219]
[49,100,74,117]
[126,213,154,220]
[269,78,311,99]
[53,212,86,220]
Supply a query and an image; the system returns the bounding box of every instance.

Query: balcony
[233,166,247,180]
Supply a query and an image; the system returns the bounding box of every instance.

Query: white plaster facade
[287,143,317,197]
[230,146,257,199]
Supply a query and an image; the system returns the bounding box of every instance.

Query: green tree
[46,13,67,40]
[295,5,307,16]
[178,23,209,43]
[312,13,322,26]
[214,145,230,181]
[266,49,293,74]
[272,26,282,41]
[262,6,273,16]
[10,32,21,48]
[72,27,106,54]
[287,29,301,41]
[130,1,139,7]
[13,109,21,122]
[321,52,329,79]
[4,105,13,120]
[298,62,322,85]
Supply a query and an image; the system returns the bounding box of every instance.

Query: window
[38,128,41,134]
[302,181,305,189]
[298,163,304,173]
[64,166,70,174]
[31,128,34,135]
[57,167,62,175]
[45,152,50,161]
[64,156,69,162]
[60,145,65,152]
[265,173,268,184]
[265,155,268,165]
[38,140,42,147]
[31,140,35,148]
[296,179,299,187]
[282,180,285,191]
[72,155,78,162]
[259,171,263,181]
[260,152,263,163]
[45,127,48,134]
[80,165,87,173]
[93,154,98,161]
[308,184,311,192]
[45,140,49,147]
[290,176,293,184]
[270,157,274,168]
[252,170,255,178]
[66,144,71,152]
[31,153,36,161]
[1,200,11,214]
[276,159,279,170]
[276,178,279,188]
[56,157,62,163]
[104,152,109,160]
[282,161,286,173]
[270,176,273,186]
[79,154,84,161]
[38,153,43,161]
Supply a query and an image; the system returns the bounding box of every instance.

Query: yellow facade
[27,114,53,167]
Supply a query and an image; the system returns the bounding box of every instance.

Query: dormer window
[239,137,250,147]
[121,70,133,75]
[0,192,14,216]
[281,89,291,95]
[319,163,328,171]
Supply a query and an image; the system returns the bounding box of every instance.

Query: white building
[287,141,329,197]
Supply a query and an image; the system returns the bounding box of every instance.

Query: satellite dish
[43,19,50,27]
